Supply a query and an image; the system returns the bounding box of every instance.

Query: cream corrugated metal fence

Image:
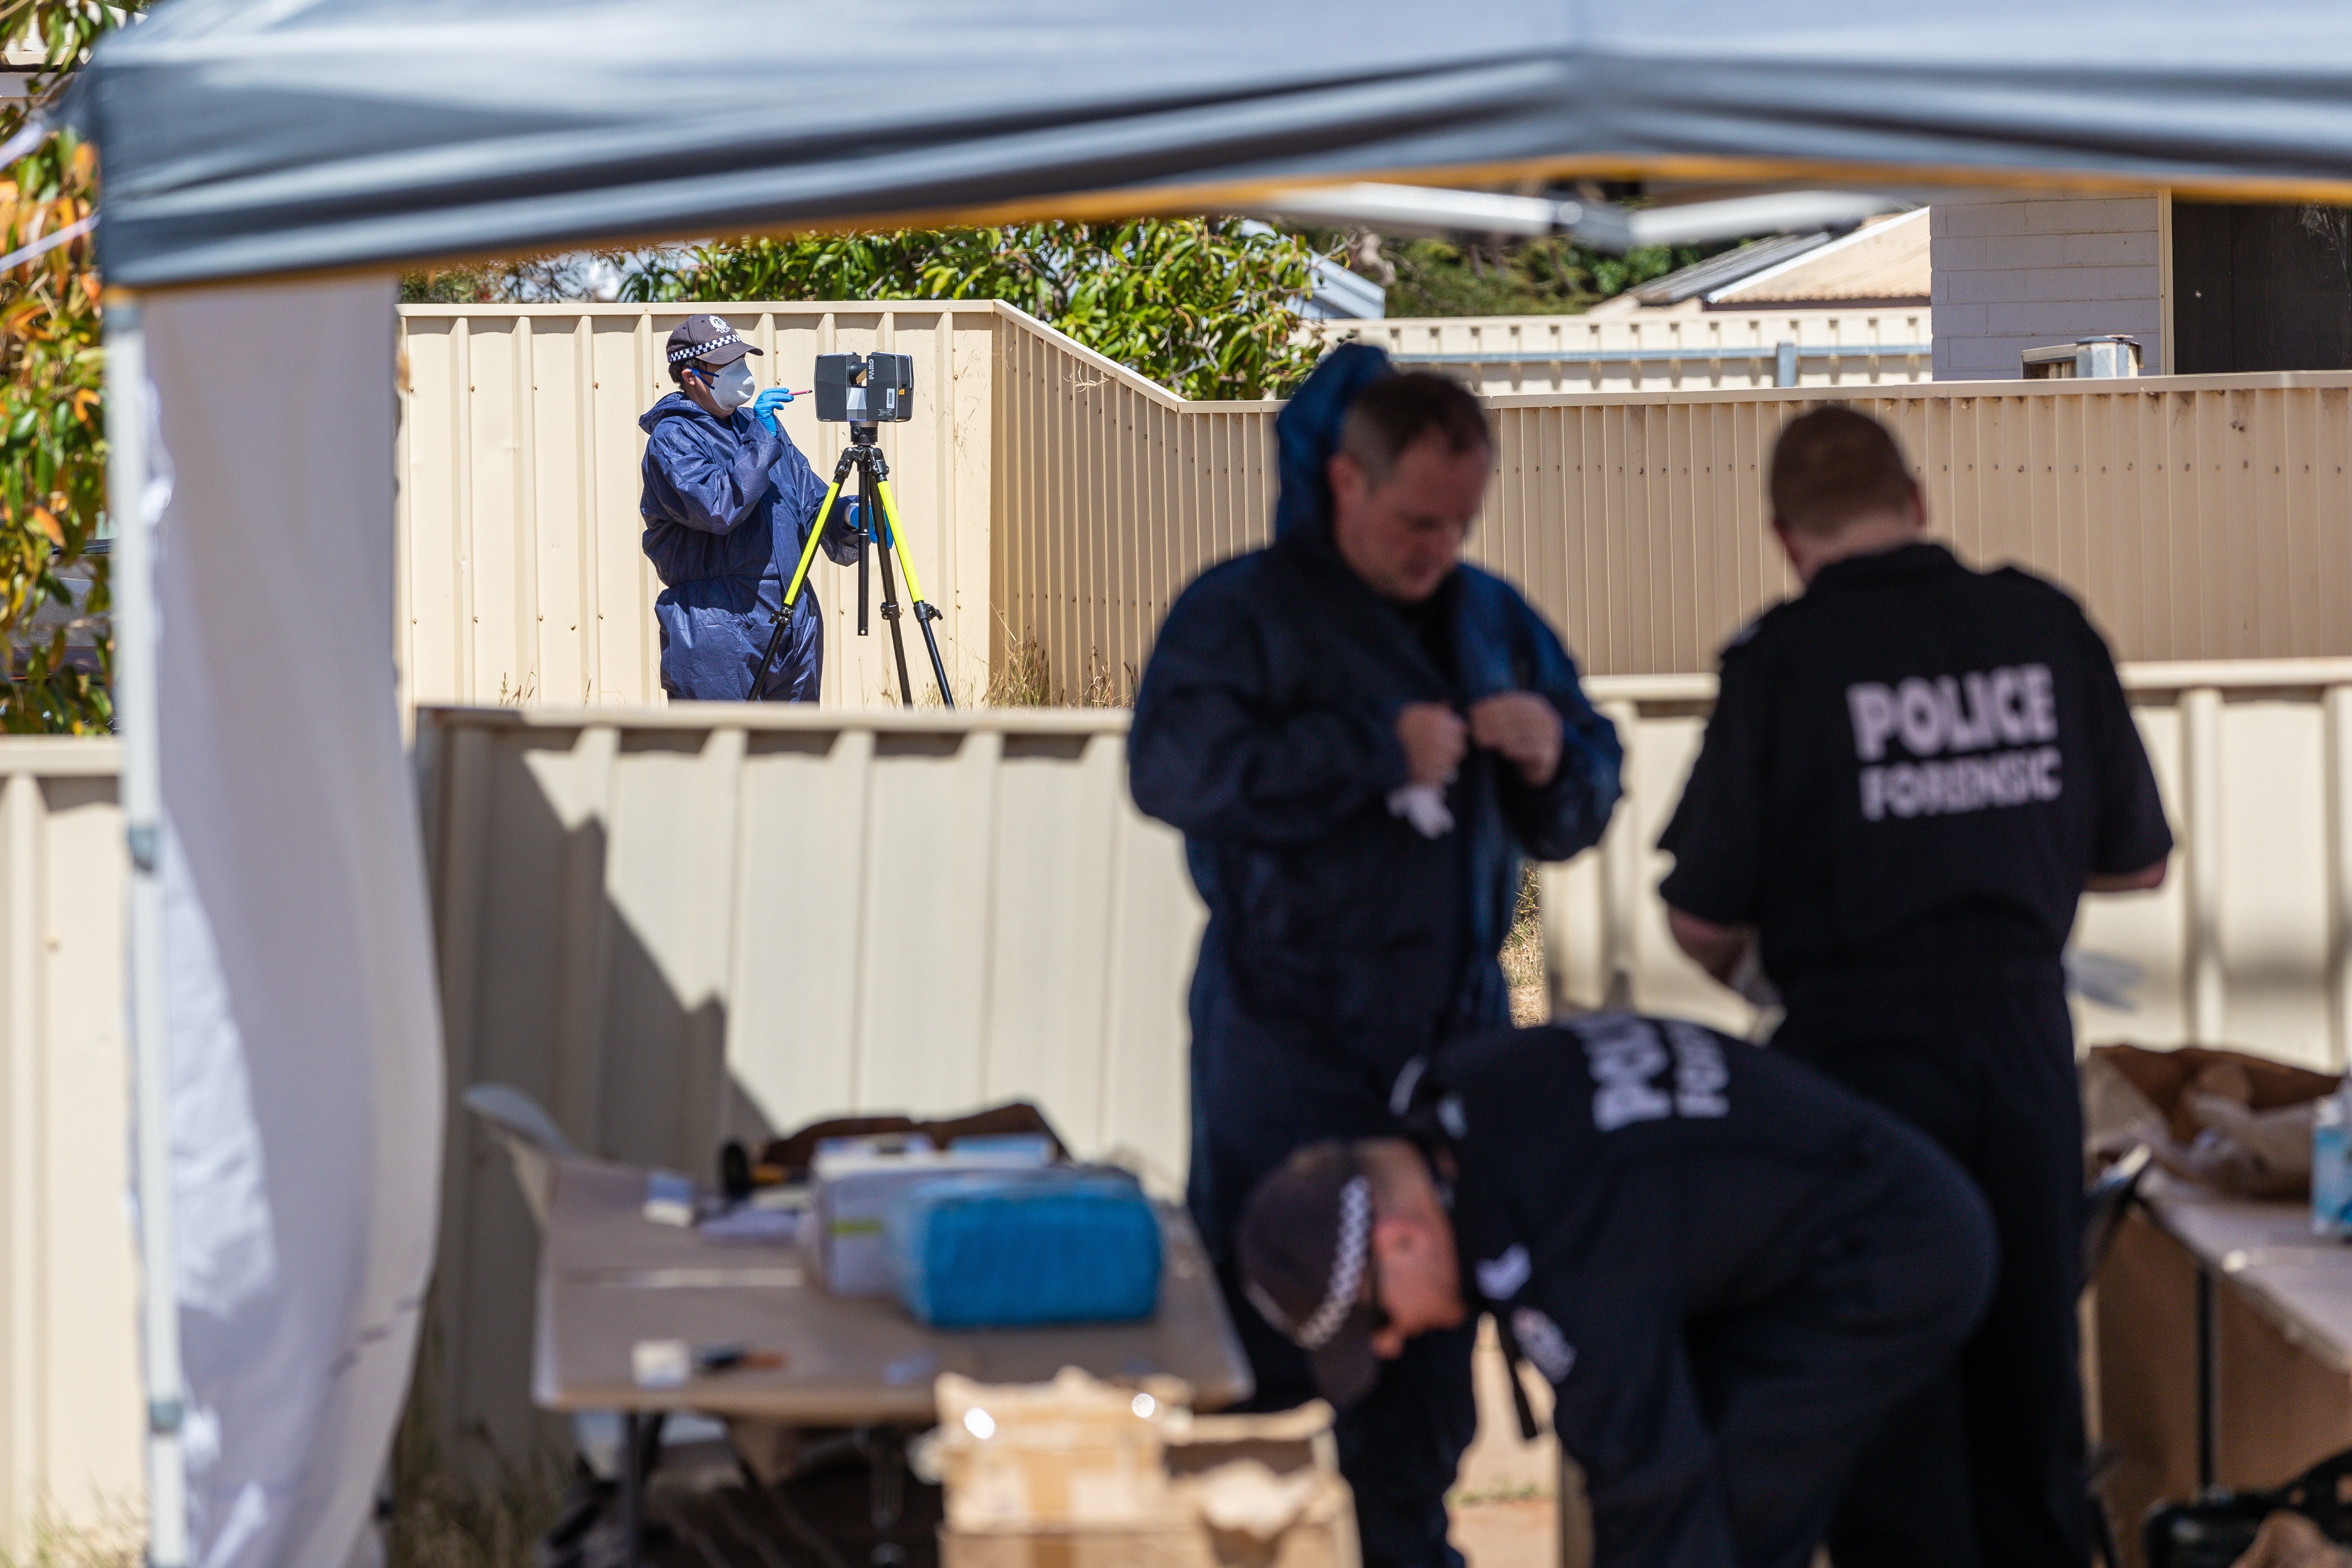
[399,305,2352,707]
[0,740,140,1556]
[21,654,2352,1487]
[1548,661,2352,1073]
[413,703,1202,1471]
[1478,376,2352,680]
[396,303,1000,710]
[993,370,2352,692]
[990,308,1281,700]
[1321,309,1935,395]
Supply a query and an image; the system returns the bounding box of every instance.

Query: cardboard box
[811,1134,1050,1297]
[931,1369,1359,1568]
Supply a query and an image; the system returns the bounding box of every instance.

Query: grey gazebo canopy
[69,0,2352,290]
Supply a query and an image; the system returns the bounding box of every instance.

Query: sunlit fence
[413,703,1200,1473]
[401,304,2352,707]
[21,655,2352,1492]
[1320,309,1936,395]
[1549,660,2352,1072]
[0,740,139,1558]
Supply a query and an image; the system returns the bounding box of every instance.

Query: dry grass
[388,1312,568,1568]
[1502,864,1550,1026]
[0,1501,141,1568]
[984,622,1056,707]
[1077,653,1136,709]
[983,622,1135,708]
[387,1466,558,1568]
[0,1479,548,1568]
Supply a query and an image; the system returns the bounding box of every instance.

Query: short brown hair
[1768,406,1918,536]
[1340,372,1491,484]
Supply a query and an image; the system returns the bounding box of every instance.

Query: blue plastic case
[886,1169,1162,1328]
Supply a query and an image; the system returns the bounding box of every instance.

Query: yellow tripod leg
[872,474,957,707]
[781,475,845,609]
[873,479,929,603]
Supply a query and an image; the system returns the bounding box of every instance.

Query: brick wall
[1929,195,2163,380]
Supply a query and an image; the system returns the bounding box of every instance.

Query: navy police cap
[665,313,763,367]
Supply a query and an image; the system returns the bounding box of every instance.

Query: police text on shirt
[1580,1015,1730,1132]
[1845,665,2061,823]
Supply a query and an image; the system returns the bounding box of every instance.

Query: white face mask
[707,358,755,411]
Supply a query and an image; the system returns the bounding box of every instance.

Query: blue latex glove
[752,387,795,429]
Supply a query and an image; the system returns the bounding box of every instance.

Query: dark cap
[1236,1141,1383,1409]
[665,313,763,371]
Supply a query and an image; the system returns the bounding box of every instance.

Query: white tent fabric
[141,279,441,1568]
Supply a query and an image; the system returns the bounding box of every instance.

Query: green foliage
[628,220,1326,400]
[1380,234,1733,318]
[399,263,527,305]
[0,0,135,733]
[397,250,638,305]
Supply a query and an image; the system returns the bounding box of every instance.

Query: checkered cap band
[668,327,745,364]
[1291,1176,1372,1350]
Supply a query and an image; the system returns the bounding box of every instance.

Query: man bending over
[1240,1013,1994,1568]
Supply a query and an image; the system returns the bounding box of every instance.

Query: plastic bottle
[2312,1073,2352,1237]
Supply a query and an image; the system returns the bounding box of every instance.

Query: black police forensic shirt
[1657,542,2171,988]
[1431,1018,1950,1549]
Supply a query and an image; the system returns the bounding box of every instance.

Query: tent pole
[105,293,189,1568]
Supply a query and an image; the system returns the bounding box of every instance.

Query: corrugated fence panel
[397,304,999,712]
[1479,376,2352,677]
[415,664,2352,1475]
[415,704,1203,1473]
[404,306,2352,707]
[0,741,140,1553]
[1546,663,2352,1074]
[988,310,1279,702]
[1323,310,1936,395]
[27,656,2352,1490]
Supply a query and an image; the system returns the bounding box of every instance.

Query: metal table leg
[2196,1266,2217,1492]
[619,1410,667,1568]
[859,1426,906,1568]
[621,1420,649,1561]
[621,1412,646,1568]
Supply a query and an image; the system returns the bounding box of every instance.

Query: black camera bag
[2144,1449,2352,1568]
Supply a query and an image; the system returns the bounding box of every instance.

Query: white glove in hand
[1386,783,1455,839]
[1727,939,1782,1013]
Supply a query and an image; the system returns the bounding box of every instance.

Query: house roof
[1594,207,1931,317]
[1708,208,1930,304]
[1628,230,1834,305]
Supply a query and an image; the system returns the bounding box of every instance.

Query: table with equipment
[2098,1173,2352,1552]
[532,1155,1254,1564]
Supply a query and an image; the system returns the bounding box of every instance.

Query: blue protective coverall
[1127,344,1623,1568]
[638,392,860,701]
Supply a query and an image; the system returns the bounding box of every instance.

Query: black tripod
[755,423,953,707]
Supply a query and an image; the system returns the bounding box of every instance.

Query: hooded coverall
[1127,345,1623,1568]
[638,391,859,701]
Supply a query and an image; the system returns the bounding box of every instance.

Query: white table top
[2141,1173,2352,1376]
[532,1155,1254,1423]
